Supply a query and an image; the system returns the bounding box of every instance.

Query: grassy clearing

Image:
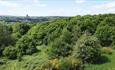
[85,50,115,70]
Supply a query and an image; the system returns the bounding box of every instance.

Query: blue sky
[0,0,115,16]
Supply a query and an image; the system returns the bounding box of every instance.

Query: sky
[0,0,115,16]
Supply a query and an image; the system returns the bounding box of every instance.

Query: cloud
[0,0,46,8]
[33,0,39,3]
[37,4,46,7]
[33,0,47,7]
[86,1,115,15]
[49,8,65,16]
[0,0,19,8]
[75,0,86,4]
[47,8,84,16]
[94,1,115,10]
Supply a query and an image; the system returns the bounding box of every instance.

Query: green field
[85,50,115,70]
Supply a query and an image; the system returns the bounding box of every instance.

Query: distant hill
[0,15,66,23]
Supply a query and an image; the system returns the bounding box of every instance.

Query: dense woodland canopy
[0,14,115,70]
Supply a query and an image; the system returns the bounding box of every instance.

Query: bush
[101,47,113,54]
[0,59,6,65]
[112,45,115,49]
[39,57,83,70]
[59,57,83,70]
[95,23,115,46]
[3,46,17,59]
[16,35,38,55]
[49,39,72,58]
[73,35,102,63]
[12,23,30,35]
[48,28,73,58]
[0,23,16,47]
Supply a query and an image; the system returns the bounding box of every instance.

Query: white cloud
[75,0,86,4]
[33,0,39,3]
[91,1,115,14]
[0,0,19,8]
[94,1,115,10]
[48,8,84,16]
[0,0,46,8]
[33,0,47,7]
[36,3,46,7]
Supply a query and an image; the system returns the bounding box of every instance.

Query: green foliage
[66,22,81,43]
[17,52,22,61]
[16,35,38,55]
[59,57,83,70]
[70,15,99,34]
[0,23,15,46]
[0,59,6,65]
[11,32,22,40]
[94,16,115,47]
[112,45,115,49]
[85,50,115,70]
[95,24,115,46]
[27,20,66,46]
[0,23,16,56]
[73,35,101,63]
[40,57,83,70]
[49,39,72,58]
[12,23,30,35]
[101,16,115,26]
[11,23,30,40]
[49,28,73,58]
[101,47,113,54]
[0,14,115,70]
[3,46,17,59]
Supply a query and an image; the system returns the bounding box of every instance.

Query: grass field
[85,50,115,70]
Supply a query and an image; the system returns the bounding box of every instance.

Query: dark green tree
[73,35,101,63]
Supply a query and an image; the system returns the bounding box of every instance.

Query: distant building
[26,14,29,18]
[25,14,30,22]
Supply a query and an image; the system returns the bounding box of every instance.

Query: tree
[49,28,72,58]
[11,23,30,39]
[3,46,17,59]
[0,23,15,56]
[16,35,38,55]
[95,24,114,46]
[73,35,101,63]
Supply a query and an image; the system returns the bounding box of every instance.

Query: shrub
[12,23,30,35]
[95,23,115,46]
[17,52,22,61]
[16,35,38,55]
[48,28,73,58]
[39,57,83,70]
[101,47,113,54]
[73,35,102,63]
[38,59,59,70]
[59,57,83,70]
[112,45,115,49]
[3,46,17,59]
[49,39,72,58]
[0,23,16,56]
[0,59,6,65]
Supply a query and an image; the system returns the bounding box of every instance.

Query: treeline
[0,14,115,70]
[0,16,65,22]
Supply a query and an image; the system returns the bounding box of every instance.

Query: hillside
[0,14,115,70]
